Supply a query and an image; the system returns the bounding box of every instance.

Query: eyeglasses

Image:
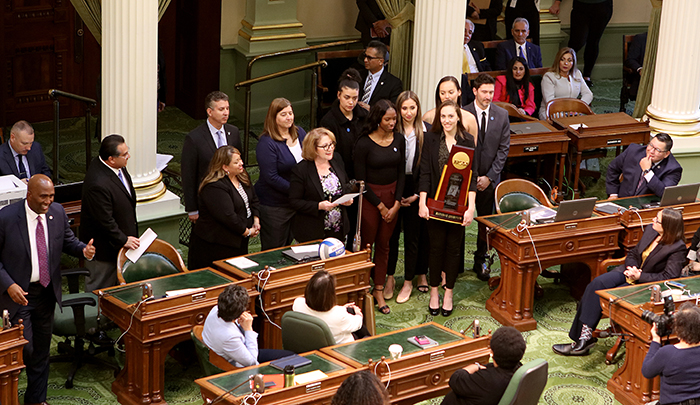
[653,216,661,224]
[362,53,383,61]
[317,142,336,151]
[648,144,667,153]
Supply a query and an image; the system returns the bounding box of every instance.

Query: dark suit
[359,68,403,107]
[189,177,259,269]
[467,0,502,41]
[466,40,491,72]
[80,157,138,289]
[494,39,543,70]
[289,157,351,243]
[505,0,540,45]
[0,142,51,179]
[355,0,389,46]
[0,201,85,403]
[605,143,682,198]
[465,102,510,262]
[419,131,477,289]
[569,224,686,341]
[181,122,242,213]
[624,33,647,98]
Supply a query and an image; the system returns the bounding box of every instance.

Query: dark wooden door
[1,0,100,127]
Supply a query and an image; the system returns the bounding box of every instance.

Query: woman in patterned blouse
[289,128,353,243]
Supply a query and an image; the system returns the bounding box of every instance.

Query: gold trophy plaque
[427,145,475,224]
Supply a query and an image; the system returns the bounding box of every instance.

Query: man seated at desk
[203,285,292,367]
[0,120,51,181]
[606,133,682,199]
[442,326,526,405]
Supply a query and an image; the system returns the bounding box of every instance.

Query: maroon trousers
[361,182,399,287]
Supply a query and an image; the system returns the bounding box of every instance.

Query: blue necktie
[118,170,131,196]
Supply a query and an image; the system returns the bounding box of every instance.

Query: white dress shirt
[25,201,48,283]
[292,297,363,344]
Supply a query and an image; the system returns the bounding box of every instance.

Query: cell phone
[667,281,687,289]
[415,335,430,345]
[264,381,276,388]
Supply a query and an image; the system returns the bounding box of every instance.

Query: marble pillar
[411,0,467,112]
[237,0,307,54]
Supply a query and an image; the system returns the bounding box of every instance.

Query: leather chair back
[497,359,549,405]
[281,311,336,353]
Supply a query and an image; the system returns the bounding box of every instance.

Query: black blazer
[0,201,85,317]
[614,224,687,283]
[359,68,403,106]
[181,122,242,212]
[193,177,259,249]
[80,157,138,263]
[419,131,477,198]
[289,157,351,243]
[355,0,388,45]
[467,40,492,72]
[464,102,511,184]
[319,100,367,180]
[0,142,52,178]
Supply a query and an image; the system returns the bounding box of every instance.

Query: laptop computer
[510,122,551,135]
[281,249,320,263]
[535,197,597,224]
[641,183,700,208]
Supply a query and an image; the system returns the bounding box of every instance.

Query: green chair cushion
[54,292,99,337]
[191,329,226,377]
[122,252,180,284]
[498,358,548,405]
[499,193,541,214]
[281,311,336,353]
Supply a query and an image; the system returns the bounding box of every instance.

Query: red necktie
[36,216,50,287]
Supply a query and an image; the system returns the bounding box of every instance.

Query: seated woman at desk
[553,208,686,356]
[203,285,292,367]
[539,47,593,120]
[292,270,370,344]
[494,57,536,117]
[188,146,260,270]
[289,128,353,243]
[642,303,700,405]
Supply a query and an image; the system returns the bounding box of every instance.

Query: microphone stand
[353,181,365,252]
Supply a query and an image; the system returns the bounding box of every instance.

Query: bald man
[0,175,94,405]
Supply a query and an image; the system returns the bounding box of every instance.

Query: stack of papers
[226,256,258,269]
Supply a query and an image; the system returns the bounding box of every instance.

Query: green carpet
[18,80,635,405]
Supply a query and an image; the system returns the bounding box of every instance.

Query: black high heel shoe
[441,306,453,317]
[429,305,440,316]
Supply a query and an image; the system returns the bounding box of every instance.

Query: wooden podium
[0,322,27,405]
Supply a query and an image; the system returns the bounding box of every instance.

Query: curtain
[70,0,173,45]
[375,0,415,89]
[633,0,662,118]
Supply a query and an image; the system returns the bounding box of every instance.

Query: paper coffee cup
[388,344,403,360]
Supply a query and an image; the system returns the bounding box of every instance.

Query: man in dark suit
[495,18,543,70]
[606,133,682,199]
[0,120,51,182]
[465,74,511,281]
[355,0,391,46]
[181,91,242,223]
[80,135,139,291]
[358,40,403,109]
[505,0,540,45]
[624,32,647,98]
[0,174,94,405]
[463,19,491,74]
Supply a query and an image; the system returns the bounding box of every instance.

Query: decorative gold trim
[136,186,167,203]
[133,172,163,189]
[238,30,306,42]
[540,18,561,24]
[645,109,700,125]
[241,19,303,31]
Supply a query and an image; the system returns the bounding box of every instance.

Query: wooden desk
[321,322,491,405]
[98,268,256,405]
[196,351,356,405]
[552,113,650,197]
[0,323,27,405]
[595,195,700,251]
[597,275,700,405]
[509,120,570,192]
[213,247,374,350]
[476,212,622,331]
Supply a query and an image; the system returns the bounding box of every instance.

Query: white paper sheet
[569,123,588,130]
[332,193,360,205]
[166,287,204,297]
[125,228,157,263]
[226,256,258,269]
[156,154,173,172]
[294,370,328,385]
[291,244,320,254]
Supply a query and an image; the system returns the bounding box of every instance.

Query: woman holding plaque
[553,208,686,356]
[419,100,477,317]
[354,99,406,315]
[386,91,430,304]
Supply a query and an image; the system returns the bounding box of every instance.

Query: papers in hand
[226,256,258,269]
[156,154,173,172]
[125,228,157,263]
[291,244,320,254]
[332,193,360,205]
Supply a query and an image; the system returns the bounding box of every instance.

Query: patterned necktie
[216,130,226,148]
[17,155,27,179]
[635,170,648,195]
[36,216,50,287]
[361,74,373,105]
[118,170,131,196]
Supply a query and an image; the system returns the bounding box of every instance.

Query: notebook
[270,354,312,371]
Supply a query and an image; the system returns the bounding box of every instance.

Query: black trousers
[568,270,626,341]
[388,177,429,280]
[505,1,540,45]
[568,0,614,78]
[12,282,56,404]
[427,220,464,289]
[474,183,496,261]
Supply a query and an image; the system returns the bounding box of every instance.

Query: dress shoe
[441,306,453,317]
[428,305,440,316]
[571,337,597,355]
[552,342,575,356]
[473,261,490,281]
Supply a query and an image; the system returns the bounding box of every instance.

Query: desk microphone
[206,374,265,405]
[609,285,657,305]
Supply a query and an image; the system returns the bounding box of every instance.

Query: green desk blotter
[609,195,659,210]
[227,241,318,274]
[208,353,344,396]
[109,270,230,304]
[329,324,462,365]
[604,276,700,306]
